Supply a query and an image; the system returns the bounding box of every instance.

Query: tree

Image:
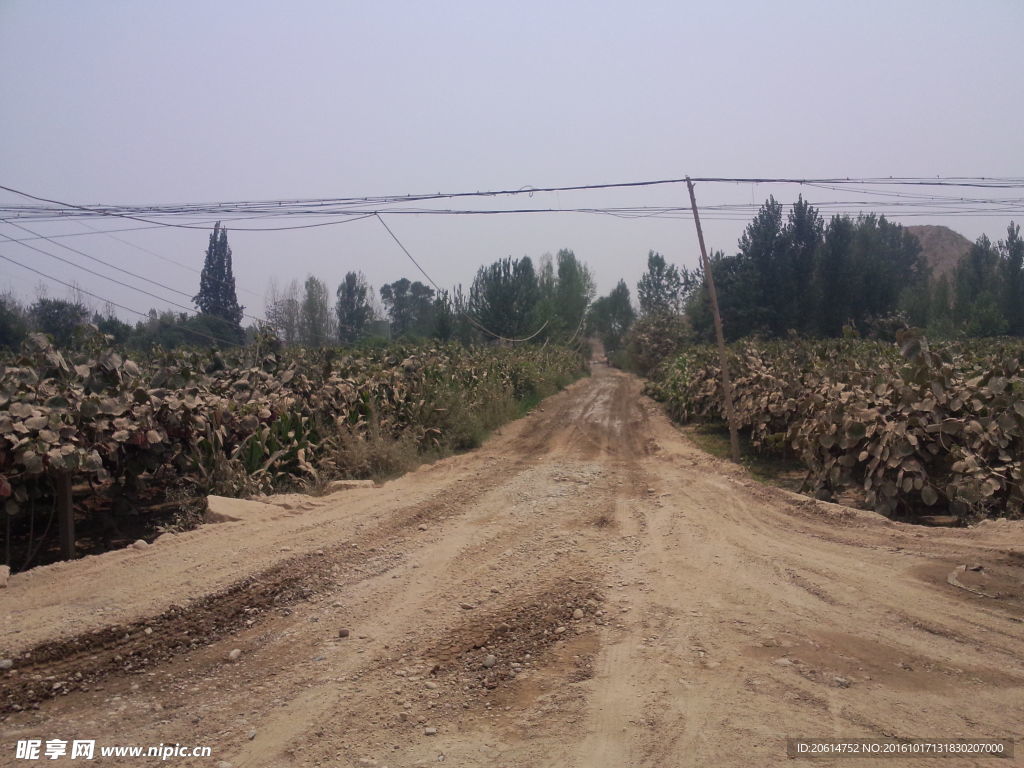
[684,250,769,341]
[737,196,785,335]
[677,199,934,340]
[532,250,595,342]
[846,214,926,329]
[335,271,374,344]
[814,215,854,336]
[631,252,692,370]
[379,278,435,338]
[953,235,1006,337]
[194,222,243,332]
[432,290,456,341]
[468,257,540,340]
[588,280,635,352]
[93,310,132,344]
[780,195,824,333]
[0,292,27,350]
[554,249,595,339]
[28,297,89,348]
[265,279,301,346]
[637,251,683,317]
[447,284,477,344]
[299,276,333,347]
[1000,222,1024,335]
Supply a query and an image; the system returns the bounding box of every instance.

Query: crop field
[0,333,585,568]
[649,336,1024,522]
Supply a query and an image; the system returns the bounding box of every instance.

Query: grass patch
[681,421,807,492]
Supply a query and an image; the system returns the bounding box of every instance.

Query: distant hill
[906,225,973,281]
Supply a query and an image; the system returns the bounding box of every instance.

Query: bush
[0,336,586,568]
[649,335,1024,522]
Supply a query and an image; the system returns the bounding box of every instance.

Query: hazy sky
[1,1,1022,319]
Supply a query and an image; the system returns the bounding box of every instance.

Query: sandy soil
[2,365,1023,767]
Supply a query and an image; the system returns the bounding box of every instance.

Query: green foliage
[129,310,242,349]
[431,290,455,342]
[624,313,692,376]
[952,235,1009,337]
[1002,222,1024,335]
[28,298,90,348]
[649,336,1024,521]
[0,335,586,562]
[93,312,133,345]
[552,249,595,337]
[299,276,333,347]
[588,280,635,352]
[627,252,691,371]
[265,279,301,346]
[335,271,374,344]
[468,257,540,339]
[380,278,435,338]
[0,293,28,351]
[637,251,683,317]
[684,200,928,342]
[193,222,243,330]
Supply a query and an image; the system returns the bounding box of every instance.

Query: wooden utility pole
[686,177,741,463]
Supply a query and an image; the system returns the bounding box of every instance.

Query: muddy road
[2,366,1023,767]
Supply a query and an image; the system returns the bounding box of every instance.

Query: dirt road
[3,366,1023,767]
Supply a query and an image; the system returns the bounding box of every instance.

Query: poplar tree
[194,222,243,329]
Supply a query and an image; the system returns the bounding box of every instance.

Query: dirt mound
[906,224,973,280]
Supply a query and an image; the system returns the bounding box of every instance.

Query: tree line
[586,197,1024,374]
[680,197,1023,343]
[0,222,599,351]
[262,248,596,347]
[4,202,1019,357]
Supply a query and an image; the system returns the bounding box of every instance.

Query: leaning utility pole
[686,176,741,463]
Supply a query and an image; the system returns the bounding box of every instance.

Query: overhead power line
[0,251,148,317]
[374,214,548,343]
[3,219,198,301]
[0,230,201,315]
[75,219,266,301]
[1,177,1022,229]
[0,251,247,348]
[0,219,267,325]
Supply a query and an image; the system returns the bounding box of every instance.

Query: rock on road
[2,365,1023,767]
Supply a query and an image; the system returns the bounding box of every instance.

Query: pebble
[418,524,428,531]
[217,762,233,768]
[247,730,257,740]
[424,681,438,689]
[424,727,437,736]
[774,658,793,667]
[459,602,475,610]
[0,565,9,588]
[227,649,242,662]
[0,659,13,670]
[130,539,148,550]
[554,626,567,635]
[143,627,153,635]
[482,655,496,669]
[338,628,351,638]
[572,608,584,619]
